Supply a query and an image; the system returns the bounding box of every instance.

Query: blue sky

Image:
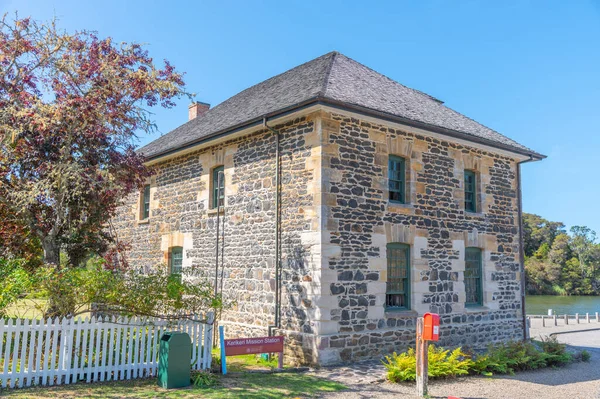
[3,0,600,233]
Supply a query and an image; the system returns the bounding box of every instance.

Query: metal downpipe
[517,155,534,340]
[264,117,282,337]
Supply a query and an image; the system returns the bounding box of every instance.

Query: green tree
[570,226,597,278]
[548,233,571,266]
[522,213,565,257]
[561,257,594,295]
[533,242,551,260]
[0,15,187,266]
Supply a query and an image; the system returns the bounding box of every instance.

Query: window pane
[386,243,410,309]
[143,185,150,219]
[465,247,482,306]
[388,156,405,204]
[170,247,183,275]
[464,171,476,212]
[212,166,225,209]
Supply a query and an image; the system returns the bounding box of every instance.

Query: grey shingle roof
[140,52,543,160]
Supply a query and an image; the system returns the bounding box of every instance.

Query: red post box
[422,313,440,341]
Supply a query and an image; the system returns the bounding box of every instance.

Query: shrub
[8,262,225,320]
[383,348,417,382]
[191,370,219,388]
[537,336,572,367]
[383,345,472,382]
[0,258,33,317]
[210,354,222,373]
[385,339,574,383]
[472,338,571,376]
[580,350,591,362]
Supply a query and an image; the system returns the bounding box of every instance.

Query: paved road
[555,329,600,354]
[530,320,600,338]
[317,327,600,399]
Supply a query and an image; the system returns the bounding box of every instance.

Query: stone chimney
[188,101,210,121]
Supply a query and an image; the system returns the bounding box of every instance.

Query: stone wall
[113,109,526,366]
[311,111,524,364]
[113,116,322,363]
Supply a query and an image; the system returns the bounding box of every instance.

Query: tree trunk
[42,236,65,319]
[42,236,60,266]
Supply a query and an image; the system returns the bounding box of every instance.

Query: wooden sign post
[415,317,428,397]
[416,312,439,397]
[219,326,284,375]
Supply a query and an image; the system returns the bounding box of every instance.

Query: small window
[465,247,483,307]
[141,184,150,219]
[388,156,406,204]
[212,166,225,209]
[386,243,410,310]
[464,170,477,212]
[169,247,183,275]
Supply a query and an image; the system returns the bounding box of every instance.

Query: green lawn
[216,352,285,372]
[4,299,92,320]
[4,299,48,319]
[0,373,346,399]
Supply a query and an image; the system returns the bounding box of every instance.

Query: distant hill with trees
[523,213,600,295]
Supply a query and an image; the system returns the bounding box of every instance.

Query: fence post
[553,315,557,326]
[220,325,227,375]
[586,313,590,323]
[17,318,29,388]
[204,313,214,370]
[65,317,76,385]
[32,318,45,387]
[597,312,599,323]
[542,316,545,327]
[2,319,14,389]
[564,314,568,325]
[10,318,23,388]
[576,313,580,324]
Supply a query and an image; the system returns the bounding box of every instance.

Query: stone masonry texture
[113,109,525,366]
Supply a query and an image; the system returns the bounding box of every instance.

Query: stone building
[113,52,545,365]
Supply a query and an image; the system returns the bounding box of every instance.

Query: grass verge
[0,373,346,399]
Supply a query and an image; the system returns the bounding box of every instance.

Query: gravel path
[315,328,600,399]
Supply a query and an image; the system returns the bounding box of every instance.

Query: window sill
[207,208,225,216]
[464,211,485,218]
[137,218,149,225]
[464,305,489,313]
[385,309,418,318]
[388,201,412,207]
[387,202,414,212]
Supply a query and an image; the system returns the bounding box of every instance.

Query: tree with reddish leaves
[0,15,187,266]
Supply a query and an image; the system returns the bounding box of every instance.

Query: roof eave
[143,96,546,163]
[142,96,324,162]
[317,97,546,161]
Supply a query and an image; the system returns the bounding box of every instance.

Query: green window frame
[386,243,410,310]
[388,155,406,204]
[212,166,225,209]
[465,247,483,307]
[464,170,477,212]
[169,246,183,275]
[142,184,150,219]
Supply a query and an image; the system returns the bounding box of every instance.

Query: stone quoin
[112,52,545,365]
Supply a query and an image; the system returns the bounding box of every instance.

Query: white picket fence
[0,314,214,389]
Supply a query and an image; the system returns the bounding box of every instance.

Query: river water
[525,295,600,315]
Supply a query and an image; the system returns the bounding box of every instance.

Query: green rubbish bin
[157,331,191,389]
